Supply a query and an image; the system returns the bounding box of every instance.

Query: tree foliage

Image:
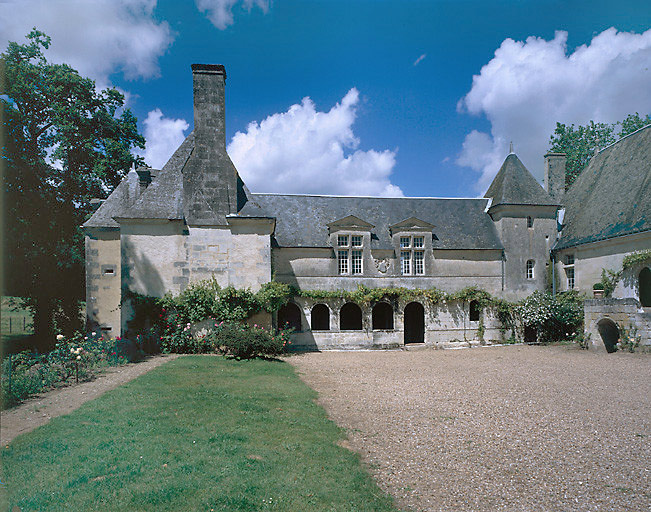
[549,113,651,189]
[1,30,145,347]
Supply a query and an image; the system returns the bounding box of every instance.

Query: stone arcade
[83,64,651,351]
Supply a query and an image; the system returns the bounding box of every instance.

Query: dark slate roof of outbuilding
[117,132,195,221]
[82,171,141,228]
[555,124,651,250]
[484,153,558,207]
[238,194,504,250]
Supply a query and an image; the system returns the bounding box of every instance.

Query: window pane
[567,267,575,289]
[338,250,348,274]
[565,254,574,265]
[338,235,349,247]
[401,251,411,274]
[526,260,534,279]
[527,216,533,228]
[414,251,424,274]
[351,235,362,247]
[352,250,363,274]
[413,237,424,248]
[400,237,410,248]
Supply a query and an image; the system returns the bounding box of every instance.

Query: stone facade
[83,63,650,351]
[584,298,650,352]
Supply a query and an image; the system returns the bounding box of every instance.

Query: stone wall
[273,247,505,295]
[85,229,122,337]
[584,298,650,352]
[285,296,508,351]
[554,232,651,298]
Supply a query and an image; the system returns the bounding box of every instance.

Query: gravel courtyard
[288,345,650,512]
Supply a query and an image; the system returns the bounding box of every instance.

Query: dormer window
[336,233,363,275]
[399,235,425,275]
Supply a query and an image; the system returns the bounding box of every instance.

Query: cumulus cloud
[227,89,403,197]
[195,0,269,30]
[0,0,173,85]
[457,28,651,192]
[413,53,427,66]
[139,109,189,169]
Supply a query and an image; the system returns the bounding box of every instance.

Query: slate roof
[82,170,142,228]
[117,132,195,221]
[485,153,558,207]
[238,194,504,250]
[554,124,651,250]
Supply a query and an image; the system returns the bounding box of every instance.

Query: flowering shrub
[1,331,133,409]
[209,322,291,359]
[517,291,584,343]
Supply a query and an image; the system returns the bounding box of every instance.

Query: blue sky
[2,0,650,198]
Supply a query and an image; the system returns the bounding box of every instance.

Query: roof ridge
[595,122,651,155]
[251,192,489,200]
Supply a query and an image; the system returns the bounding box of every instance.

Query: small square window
[351,235,362,247]
[338,235,349,247]
[400,237,411,248]
[413,236,424,248]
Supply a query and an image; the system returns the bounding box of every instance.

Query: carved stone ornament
[374,258,390,274]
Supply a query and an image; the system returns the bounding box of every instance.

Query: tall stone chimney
[544,152,566,203]
[183,64,238,225]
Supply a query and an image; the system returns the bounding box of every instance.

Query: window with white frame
[526,259,535,279]
[338,250,349,274]
[399,235,425,275]
[564,254,575,289]
[336,234,364,275]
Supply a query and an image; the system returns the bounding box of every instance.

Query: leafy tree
[1,30,145,349]
[549,113,651,189]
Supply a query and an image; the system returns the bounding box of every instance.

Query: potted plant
[593,282,605,298]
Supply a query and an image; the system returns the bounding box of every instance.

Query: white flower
[76,355,81,360]
[91,331,96,336]
[70,347,75,353]
[57,334,64,341]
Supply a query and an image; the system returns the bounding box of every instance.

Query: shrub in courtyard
[517,291,584,343]
[210,322,290,359]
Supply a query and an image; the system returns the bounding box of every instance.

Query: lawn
[0,356,400,511]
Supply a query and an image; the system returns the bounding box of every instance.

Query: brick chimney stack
[544,152,566,203]
[183,64,238,225]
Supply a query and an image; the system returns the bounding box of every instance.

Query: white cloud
[413,53,427,66]
[139,109,189,169]
[227,89,403,197]
[457,28,651,192]
[0,0,174,85]
[195,0,269,30]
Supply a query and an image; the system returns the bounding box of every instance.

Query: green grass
[0,356,400,511]
[1,297,33,336]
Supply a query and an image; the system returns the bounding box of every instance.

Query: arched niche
[340,303,362,331]
[311,304,330,331]
[597,318,619,353]
[278,302,302,332]
[372,302,394,330]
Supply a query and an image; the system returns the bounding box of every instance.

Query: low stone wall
[584,298,650,352]
[286,297,509,351]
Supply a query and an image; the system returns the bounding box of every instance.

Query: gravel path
[288,345,651,512]
[1,354,179,446]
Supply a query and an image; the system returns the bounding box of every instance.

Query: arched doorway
[639,267,651,307]
[278,303,301,331]
[311,304,330,331]
[372,302,394,330]
[340,303,362,330]
[404,302,425,343]
[597,318,619,353]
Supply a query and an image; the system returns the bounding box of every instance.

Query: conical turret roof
[484,153,558,207]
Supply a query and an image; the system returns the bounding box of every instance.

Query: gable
[326,215,375,232]
[388,217,436,235]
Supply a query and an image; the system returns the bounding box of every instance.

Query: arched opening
[278,302,301,331]
[310,304,330,331]
[372,302,393,330]
[469,300,480,322]
[597,318,619,353]
[524,325,537,343]
[639,267,651,307]
[404,302,425,343]
[340,303,362,330]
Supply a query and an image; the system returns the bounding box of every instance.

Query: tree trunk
[33,295,56,352]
